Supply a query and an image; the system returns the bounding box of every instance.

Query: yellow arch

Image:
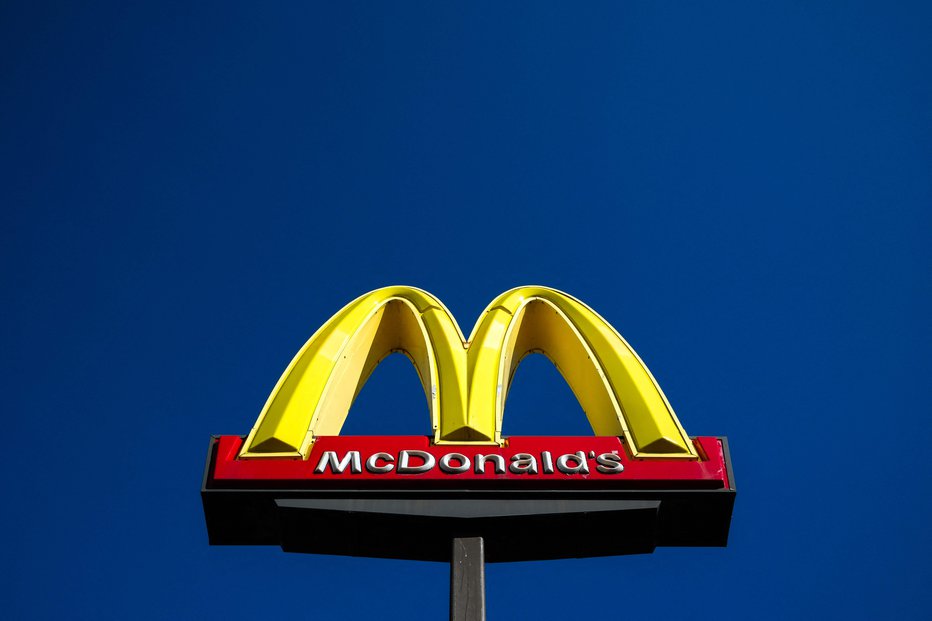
[239,287,480,459]
[239,286,697,459]
[467,287,696,457]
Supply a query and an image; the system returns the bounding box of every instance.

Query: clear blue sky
[3,2,929,619]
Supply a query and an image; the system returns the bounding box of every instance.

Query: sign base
[202,436,735,562]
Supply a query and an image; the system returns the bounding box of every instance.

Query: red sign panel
[211,435,729,490]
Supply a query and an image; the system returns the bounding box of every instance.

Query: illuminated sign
[202,286,734,563]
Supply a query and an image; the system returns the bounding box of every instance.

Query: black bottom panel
[203,487,733,562]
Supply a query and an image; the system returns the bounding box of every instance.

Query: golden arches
[467,287,696,458]
[239,286,697,460]
[239,287,474,459]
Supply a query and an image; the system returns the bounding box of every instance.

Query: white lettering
[439,452,471,474]
[595,451,624,474]
[509,453,539,474]
[365,452,395,474]
[398,450,436,474]
[556,451,590,474]
[475,454,506,475]
[314,450,362,474]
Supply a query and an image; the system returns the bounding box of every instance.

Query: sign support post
[450,537,485,621]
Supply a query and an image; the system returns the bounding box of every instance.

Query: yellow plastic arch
[239,287,478,459]
[240,286,697,459]
[467,287,696,458]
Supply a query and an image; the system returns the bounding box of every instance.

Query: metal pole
[450,537,485,621]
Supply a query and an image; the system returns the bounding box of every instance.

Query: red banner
[211,435,729,489]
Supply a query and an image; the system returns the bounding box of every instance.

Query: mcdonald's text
[210,434,730,488]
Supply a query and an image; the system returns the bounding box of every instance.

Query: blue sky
[2,2,929,619]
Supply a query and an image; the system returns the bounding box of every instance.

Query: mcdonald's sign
[202,286,735,562]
